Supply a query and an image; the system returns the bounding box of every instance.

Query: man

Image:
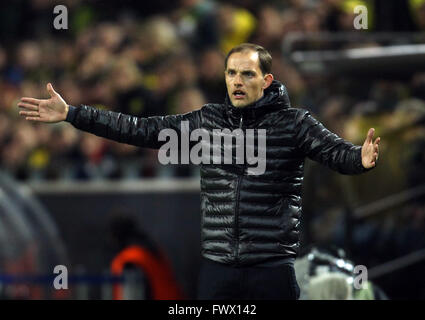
[18,43,380,300]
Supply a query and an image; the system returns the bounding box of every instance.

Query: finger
[21,97,41,105]
[18,102,38,111]
[47,83,58,98]
[374,137,380,145]
[19,111,39,117]
[26,117,43,121]
[366,128,375,143]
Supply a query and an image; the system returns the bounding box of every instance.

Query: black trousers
[197,258,300,300]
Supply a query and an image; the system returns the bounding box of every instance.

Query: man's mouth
[233,90,246,99]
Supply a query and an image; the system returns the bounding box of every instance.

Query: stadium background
[0,0,425,299]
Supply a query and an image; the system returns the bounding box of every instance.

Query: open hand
[361,128,380,169]
[18,83,69,123]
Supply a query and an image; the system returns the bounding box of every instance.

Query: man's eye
[228,70,235,75]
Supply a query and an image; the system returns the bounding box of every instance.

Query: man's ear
[263,73,274,90]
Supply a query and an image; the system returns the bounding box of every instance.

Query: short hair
[224,43,272,75]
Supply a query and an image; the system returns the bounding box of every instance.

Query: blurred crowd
[0,0,424,182]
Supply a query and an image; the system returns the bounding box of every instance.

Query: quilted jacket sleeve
[65,104,203,149]
[294,108,373,175]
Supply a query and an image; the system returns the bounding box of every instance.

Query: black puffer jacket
[66,80,372,267]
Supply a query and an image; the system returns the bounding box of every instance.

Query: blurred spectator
[251,6,285,51]
[410,0,425,30]
[197,48,226,103]
[106,209,184,300]
[217,4,257,53]
[174,0,220,51]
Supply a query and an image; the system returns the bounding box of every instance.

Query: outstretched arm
[295,109,380,174]
[18,83,202,149]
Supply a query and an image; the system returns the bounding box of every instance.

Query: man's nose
[234,74,243,87]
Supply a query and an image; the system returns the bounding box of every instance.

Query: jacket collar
[224,80,291,122]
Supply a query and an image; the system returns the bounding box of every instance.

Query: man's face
[225,50,271,107]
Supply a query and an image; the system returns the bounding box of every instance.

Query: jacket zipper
[234,114,244,265]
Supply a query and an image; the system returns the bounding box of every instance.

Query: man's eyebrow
[226,68,256,74]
